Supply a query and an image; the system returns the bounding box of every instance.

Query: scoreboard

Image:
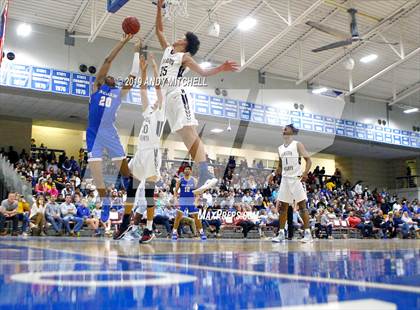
[107,0,129,13]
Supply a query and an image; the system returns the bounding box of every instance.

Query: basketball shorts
[179,197,198,214]
[86,126,125,162]
[277,177,307,204]
[129,147,161,181]
[165,89,198,132]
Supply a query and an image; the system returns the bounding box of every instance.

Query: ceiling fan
[307,8,399,53]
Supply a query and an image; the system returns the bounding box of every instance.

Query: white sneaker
[301,230,313,243]
[272,230,286,243]
[193,178,218,195]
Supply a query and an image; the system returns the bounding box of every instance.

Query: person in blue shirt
[87,33,141,199]
[76,201,100,237]
[172,164,206,240]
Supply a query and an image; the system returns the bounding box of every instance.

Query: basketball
[122,16,140,35]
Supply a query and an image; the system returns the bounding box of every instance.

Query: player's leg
[113,202,134,240]
[165,90,217,193]
[177,125,217,193]
[189,198,206,240]
[272,201,289,243]
[86,130,107,198]
[190,212,206,240]
[171,210,184,240]
[272,180,291,242]
[297,199,312,243]
[292,179,312,243]
[112,158,130,177]
[140,178,158,243]
[108,128,130,177]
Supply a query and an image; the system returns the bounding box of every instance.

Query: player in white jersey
[155,0,238,194]
[115,54,164,243]
[271,124,313,243]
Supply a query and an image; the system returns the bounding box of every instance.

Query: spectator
[16,193,30,236]
[45,195,63,236]
[201,205,222,238]
[392,211,409,238]
[29,196,47,236]
[7,146,19,164]
[348,211,361,228]
[47,160,59,174]
[62,158,72,177]
[48,183,59,197]
[58,151,66,166]
[35,179,47,195]
[60,194,83,236]
[153,204,172,237]
[0,193,19,236]
[31,138,36,148]
[242,191,253,204]
[99,202,112,237]
[354,182,363,195]
[77,200,100,237]
[234,205,256,238]
[401,211,417,233]
[62,182,75,197]
[202,190,213,207]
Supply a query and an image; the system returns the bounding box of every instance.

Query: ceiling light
[312,87,328,94]
[210,128,224,134]
[200,61,212,69]
[17,23,32,37]
[238,17,257,31]
[403,108,419,114]
[360,54,378,64]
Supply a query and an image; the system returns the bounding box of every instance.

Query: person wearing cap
[61,183,74,197]
[271,124,313,243]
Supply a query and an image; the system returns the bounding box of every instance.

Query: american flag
[0,0,9,68]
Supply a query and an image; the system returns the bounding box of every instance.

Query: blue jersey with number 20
[88,84,122,131]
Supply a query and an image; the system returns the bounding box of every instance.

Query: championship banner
[0,0,9,68]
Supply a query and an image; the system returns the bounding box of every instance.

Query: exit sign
[107,0,129,13]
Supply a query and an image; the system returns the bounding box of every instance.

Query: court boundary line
[2,238,420,256]
[4,242,420,294]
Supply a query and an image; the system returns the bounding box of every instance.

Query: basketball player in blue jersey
[154,0,239,195]
[172,164,206,240]
[87,34,141,199]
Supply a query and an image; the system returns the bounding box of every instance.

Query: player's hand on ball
[221,60,239,72]
[121,33,133,43]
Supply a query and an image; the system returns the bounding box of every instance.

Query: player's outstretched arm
[183,54,239,77]
[139,55,149,112]
[94,33,133,92]
[297,142,312,182]
[155,0,170,49]
[122,39,142,97]
[149,53,163,110]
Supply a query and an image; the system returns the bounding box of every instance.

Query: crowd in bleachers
[0,144,419,240]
